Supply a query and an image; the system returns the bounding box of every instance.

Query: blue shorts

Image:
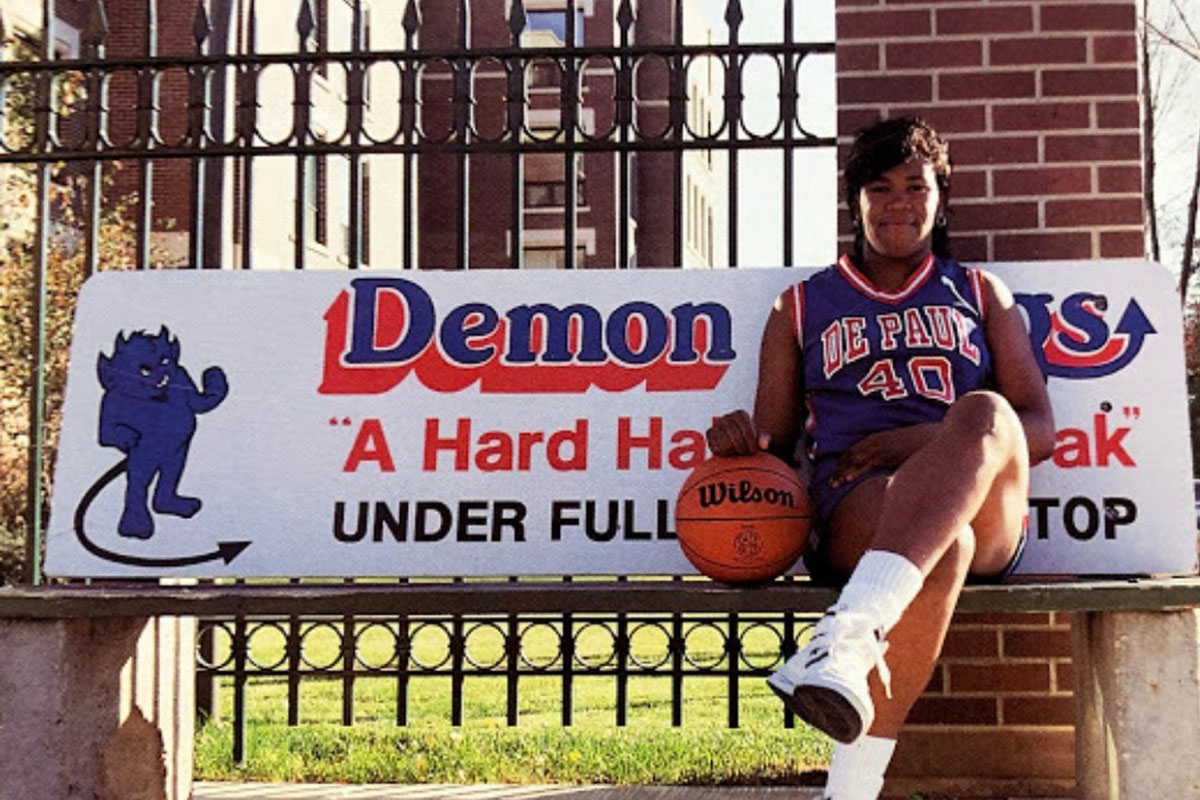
[808,461,890,524]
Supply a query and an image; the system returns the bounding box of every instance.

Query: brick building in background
[415,0,723,269]
[833,0,1144,794]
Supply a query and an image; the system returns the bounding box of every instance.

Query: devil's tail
[74,459,128,559]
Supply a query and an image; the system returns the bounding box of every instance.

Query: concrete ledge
[2,576,1200,618]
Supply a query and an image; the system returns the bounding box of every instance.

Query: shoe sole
[768,680,865,744]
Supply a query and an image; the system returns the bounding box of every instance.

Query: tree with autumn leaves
[0,37,180,582]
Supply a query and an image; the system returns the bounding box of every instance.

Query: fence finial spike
[85,0,109,54]
[617,0,635,31]
[297,0,316,41]
[724,0,743,30]
[402,0,421,37]
[192,1,211,48]
[246,0,258,53]
[144,0,158,54]
[509,0,526,38]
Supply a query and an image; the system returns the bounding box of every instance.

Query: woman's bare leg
[823,480,976,737]
[832,390,1029,577]
[771,391,1032,747]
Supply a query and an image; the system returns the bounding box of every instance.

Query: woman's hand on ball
[706,410,770,457]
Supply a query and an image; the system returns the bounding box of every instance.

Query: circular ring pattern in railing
[627,620,672,670]
[414,58,457,144]
[245,620,290,671]
[195,620,236,671]
[298,620,345,671]
[463,620,507,671]
[572,621,617,670]
[469,57,511,144]
[736,620,786,670]
[359,59,405,145]
[407,621,453,671]
[353,620,400,671]
[577,56,618,142]
[629,54,673,141]
[518,620,563,671]
[681,620,728,671]
[739,53,786,140]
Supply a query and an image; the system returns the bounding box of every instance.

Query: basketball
[675,452,812,585]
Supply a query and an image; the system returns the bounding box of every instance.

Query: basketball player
[706,117,1055,800]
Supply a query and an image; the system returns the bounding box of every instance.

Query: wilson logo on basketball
[697,480,797,509]
[319,278,737,395]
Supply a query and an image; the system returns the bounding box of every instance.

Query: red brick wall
[836,0,1143,263]
[834,0,1145,793]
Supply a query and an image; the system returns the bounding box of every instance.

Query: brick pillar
[833,1,1144,795]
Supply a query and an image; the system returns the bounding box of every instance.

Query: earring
[935,213,947,228]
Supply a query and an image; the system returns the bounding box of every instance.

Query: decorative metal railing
[197,598,815,762]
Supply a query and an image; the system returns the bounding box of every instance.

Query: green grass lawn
[194,615,831,785]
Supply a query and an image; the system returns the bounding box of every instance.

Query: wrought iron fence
[197,593,815,762]
[2,0,835,762]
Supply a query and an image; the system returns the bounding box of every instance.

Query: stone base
[1073,608,1200,799]
[0,616,195,800]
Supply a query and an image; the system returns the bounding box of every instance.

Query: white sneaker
[766,607,891,744]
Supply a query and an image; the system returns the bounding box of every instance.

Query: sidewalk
[194,785,822,799]
[194,783,1073,799]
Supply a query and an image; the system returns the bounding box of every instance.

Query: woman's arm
[706,292,803,458]
[981,270,1056,464]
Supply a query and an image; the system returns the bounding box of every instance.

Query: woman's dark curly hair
[844,116,952,264]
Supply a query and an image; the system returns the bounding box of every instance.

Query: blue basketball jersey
[788,254,993,513]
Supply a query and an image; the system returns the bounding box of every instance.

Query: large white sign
[45,262,1196,578]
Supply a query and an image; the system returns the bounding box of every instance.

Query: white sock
[835,550,924,634]
[824,735,896,800]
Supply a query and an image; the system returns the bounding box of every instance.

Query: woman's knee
[943,391,1024,459]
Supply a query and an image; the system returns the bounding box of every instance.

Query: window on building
[522,245,588,269]
[529,61,561,89]
[524,152,586,208]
